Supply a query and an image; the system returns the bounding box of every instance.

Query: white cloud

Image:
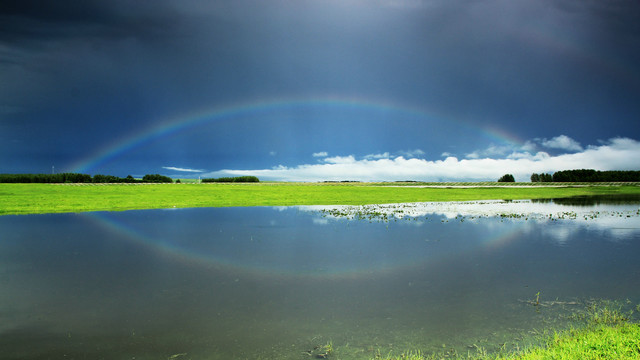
[323,155,357,164]
[162,166,203,173]
[540,135,583,152]
[364,152,391,160]
[203,137,640,182]
[312,151,328,157]
[506,151,550,160]
[399,149,425,158]
[364,150,424,160]
[521,140,537,152]
[466,144,510,159]
[468,135,582,160]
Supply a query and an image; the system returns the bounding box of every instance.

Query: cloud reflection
[298,199,640,243]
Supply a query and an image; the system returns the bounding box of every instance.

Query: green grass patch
[495,300,640,360]
[503,323,640,360]
[1,183,639,216]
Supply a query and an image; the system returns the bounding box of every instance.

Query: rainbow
[80,208,430,280]
[80,206,527,279]
[71,96,524,174]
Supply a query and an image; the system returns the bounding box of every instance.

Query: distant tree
[175,179,181,183]
[142,174,173,183]
[552,169,640,182]
[65,173,92,183]
[531,173,553,182]
[0,173,173,183]
[530,173,540,182]
[92,174,108,183]
[498,174,515,182]
[201,176,259,183]
[0,173,92,183]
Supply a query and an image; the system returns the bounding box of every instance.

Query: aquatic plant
[303,340,334,359]
[372,349,425,359]
[570,299,633,326]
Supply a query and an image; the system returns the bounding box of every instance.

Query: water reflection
[0,196,639,359]
[536,194,640,206]
[307,198,640,242]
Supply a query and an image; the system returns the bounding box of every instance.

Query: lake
[1,196,639,359]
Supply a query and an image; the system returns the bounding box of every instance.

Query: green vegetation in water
[319,200,640,223]
[1,183,639,216]
[301,341,334,359]
[366,300,640,360]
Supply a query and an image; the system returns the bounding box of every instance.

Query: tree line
[530,173,553,182]
[0,173,173,183]
[201,176,260,183]
[502,169,640,183]
[547,169,640,182]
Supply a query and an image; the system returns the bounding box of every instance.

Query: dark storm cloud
[0,0,172,43]
[3,0,638,108]
[1,0,639,175]
[0,1,115,44]
[0,1,176,108]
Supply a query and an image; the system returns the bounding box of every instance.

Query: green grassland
[1,182,639,215]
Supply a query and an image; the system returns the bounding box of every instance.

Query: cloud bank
[204,137,640,182]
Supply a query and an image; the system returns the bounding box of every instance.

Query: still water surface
[1,196,639,359]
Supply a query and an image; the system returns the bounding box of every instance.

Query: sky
[1,0,639,182]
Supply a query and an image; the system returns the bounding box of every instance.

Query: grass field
[1,182,639,216]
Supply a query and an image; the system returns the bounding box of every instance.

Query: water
[1,197,639,359]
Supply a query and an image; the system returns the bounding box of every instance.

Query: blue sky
[1,0,639,181]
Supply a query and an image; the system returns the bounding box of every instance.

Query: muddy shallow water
[1,196,639,359]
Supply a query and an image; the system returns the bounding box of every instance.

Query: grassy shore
[1,182,639,216]
[371,301,640,360]
[373,322,640,360]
